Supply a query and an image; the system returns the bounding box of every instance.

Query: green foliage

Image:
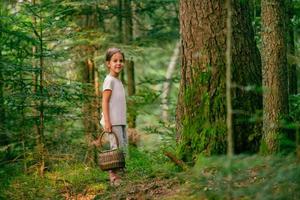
[290,94,300,122]
[260,94,300,155]
[126,146,180,179]
[0,0,180,180]
[0,0,87,168]
[0,162,106,200]
[182,154,300,200]
[0,146,179,200]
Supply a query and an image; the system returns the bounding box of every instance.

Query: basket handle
[99,131,120,149]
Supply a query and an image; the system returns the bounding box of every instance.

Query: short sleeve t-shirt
[101,74,126,126]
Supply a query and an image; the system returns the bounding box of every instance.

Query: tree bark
[226,0,233,157]
[261,0,289,154]
[177,0,262,159]
[126,60,136,128]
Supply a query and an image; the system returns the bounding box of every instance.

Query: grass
[1,147,300,200]
[0,146,179,200]
[174,154,300,200]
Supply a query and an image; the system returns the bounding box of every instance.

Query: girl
[101,47,127,186]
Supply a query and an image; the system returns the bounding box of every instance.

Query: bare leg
[109,169,121,186]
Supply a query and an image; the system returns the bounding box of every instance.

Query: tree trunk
[31,0,46,176]
[118,0,123,43]
[38,10,46,177]
[261,0,289,154]
[297,126,300,159]
[286,0,297,95]
[20,75,27,172]
[177,0,262,160]
[94,62,101,132]
[118,0,125,83]
[124,0,133,43]
[0,24,5,147]
[124,0,136,128]
[226,0,233,157]
[79,8,99,164]
[96,5,105,32]
[82,54,98,164]
[162,41,180,122]
[0,3,5,133]
[0,57,4,126]
[126,60,136,128]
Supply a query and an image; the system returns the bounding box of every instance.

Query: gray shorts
[109,125,128,153]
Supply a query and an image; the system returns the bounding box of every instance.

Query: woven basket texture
[99,149,125,171]
[98,131,125,171]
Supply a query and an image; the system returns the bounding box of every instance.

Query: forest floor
[1,145,300,200]
[79,176,182,200]
[63,148,300,200]
[64,153,300,200]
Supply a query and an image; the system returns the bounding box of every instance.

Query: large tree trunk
[261,0,289,154]
[177,0,262,160]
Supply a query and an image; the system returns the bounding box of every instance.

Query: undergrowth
[173,154,300,200]
[0,146,179,200]
[1,147,299,199]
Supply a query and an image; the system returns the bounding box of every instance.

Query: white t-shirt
[100,74,126,126]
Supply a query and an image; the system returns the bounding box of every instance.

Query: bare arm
[102,89,112,132]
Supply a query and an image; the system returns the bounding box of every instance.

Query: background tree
[287,0,297,95]
[161,41,180,122]
[261,0,289,154]
[124,0,137,128]
[31,0,47,176]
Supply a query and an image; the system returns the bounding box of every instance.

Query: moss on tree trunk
[177,0,262,160]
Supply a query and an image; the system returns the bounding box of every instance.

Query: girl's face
[107,52,124,77]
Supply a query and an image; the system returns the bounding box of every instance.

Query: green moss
[259,139,269,155]
[178,69,227,162]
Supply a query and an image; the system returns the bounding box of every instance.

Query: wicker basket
[98,131,125,171]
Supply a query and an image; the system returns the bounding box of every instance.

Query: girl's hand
[104,121,112,133]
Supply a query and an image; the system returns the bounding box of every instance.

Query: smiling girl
[100,48,127,186]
